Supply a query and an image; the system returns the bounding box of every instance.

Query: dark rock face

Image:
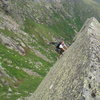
[25,17,100,100]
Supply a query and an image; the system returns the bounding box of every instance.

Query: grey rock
[8,87,12,92]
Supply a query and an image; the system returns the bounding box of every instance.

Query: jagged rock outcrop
[25,17,100,100]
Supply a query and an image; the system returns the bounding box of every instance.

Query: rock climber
[55,41,68,55]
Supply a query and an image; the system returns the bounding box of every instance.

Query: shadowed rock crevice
[25,17,100,100]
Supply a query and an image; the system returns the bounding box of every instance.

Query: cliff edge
[25,17,100,100]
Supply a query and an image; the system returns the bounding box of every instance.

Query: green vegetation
[0,43,51,100]
[0,28,15,37]
[0,43,53,76]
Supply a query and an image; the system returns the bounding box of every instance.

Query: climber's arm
[63,44,68,50]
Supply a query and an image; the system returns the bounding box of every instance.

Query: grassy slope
[0,17,58,100]
[0,18,76,100]
[0,43,44,100]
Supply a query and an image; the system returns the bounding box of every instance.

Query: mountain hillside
[0,0,100,100]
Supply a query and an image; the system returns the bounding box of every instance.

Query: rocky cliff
[25,17,100,100]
